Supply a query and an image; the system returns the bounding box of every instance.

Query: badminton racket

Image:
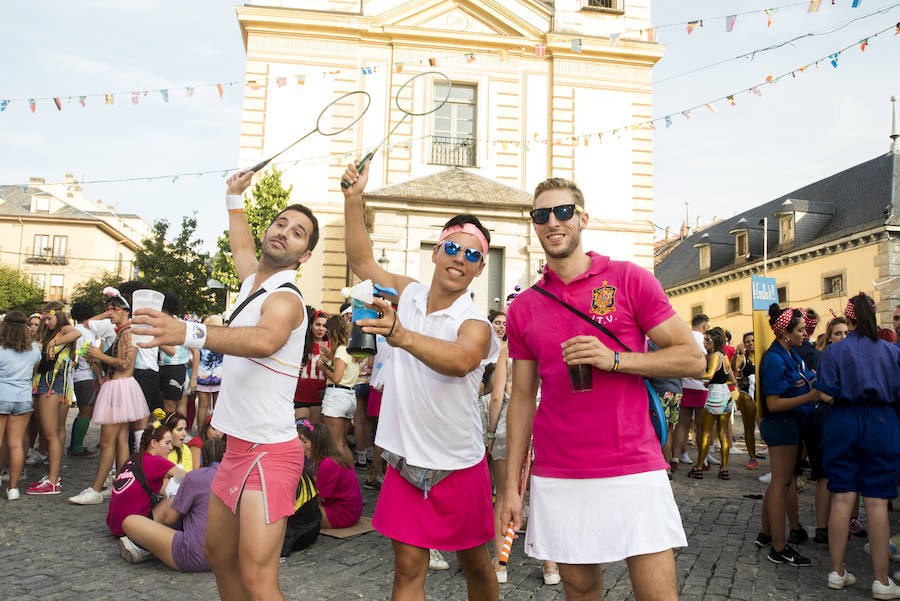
[242,90,371,175]
[340,71,451,188]
[498,437,534,566]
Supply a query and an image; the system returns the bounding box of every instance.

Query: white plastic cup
[131,289,164,346]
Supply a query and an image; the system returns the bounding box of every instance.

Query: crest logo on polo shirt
[591,281,617,316]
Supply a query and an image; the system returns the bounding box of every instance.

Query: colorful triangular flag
[726,15,736,32]
[186,87,195,97]
[572,39,582,53]
[500,49,509,62]
[465,53,476,63]
[394,62,403,73]
[808,0,821,12]
[751,87,762,97]
[105,93,114,105]
[727,95,736,106]
[686,21,699,34]
[28,98,36,112]
[131,92,140,105]
[830,53,839,67]
[216,84,224,98]
[647,28,658,42]
[78,96,86,107]
[535,43,546,58]
[53,97,62,111]
[682,110,691,120]
[296,74,306,85]
[665,115,673,128]
[765,9,776,27]
[851,0,861,7]
[609,33,620,47]
[276,76,287,87]
[428,58,437,67]
[859,38,868,51]
[705,103,716,112]
[1,99,10,112]
[249,81,261,90]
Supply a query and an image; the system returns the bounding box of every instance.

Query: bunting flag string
[3,17,894,160]
[6,2,896,114]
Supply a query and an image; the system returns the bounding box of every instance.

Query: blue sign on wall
[751,275,778,311]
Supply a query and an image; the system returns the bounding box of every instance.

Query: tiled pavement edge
[1,415,897,601]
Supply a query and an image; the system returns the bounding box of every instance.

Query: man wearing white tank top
[133,170,317,601]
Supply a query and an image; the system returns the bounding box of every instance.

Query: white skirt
[525,470,687,564]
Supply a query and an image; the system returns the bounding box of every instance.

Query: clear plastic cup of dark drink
[567,364,592,392]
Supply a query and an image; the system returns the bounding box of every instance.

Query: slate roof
[364,167,533,207]
[655,152,900,289]
[0,185,99,220]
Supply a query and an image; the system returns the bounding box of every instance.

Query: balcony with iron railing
[24,246,70,265]
[431,136,477,168]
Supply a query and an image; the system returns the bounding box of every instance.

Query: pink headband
[438,224,489,256]
[845,292,875,321]
[772,307,795,338]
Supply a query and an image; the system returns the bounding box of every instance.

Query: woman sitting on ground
[298,419,362,529]
[186,416,225,468]
[120,438,227,568]
[107,412,185,538]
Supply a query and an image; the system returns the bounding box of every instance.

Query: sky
[1,0,898,252]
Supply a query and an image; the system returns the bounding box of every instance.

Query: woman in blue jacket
[757,304,818,567]
[815,293,900,597]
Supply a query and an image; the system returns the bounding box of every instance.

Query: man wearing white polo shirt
[341,161,500,601]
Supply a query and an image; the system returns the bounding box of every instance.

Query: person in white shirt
[342,161,500,601]
[131,170,318,601]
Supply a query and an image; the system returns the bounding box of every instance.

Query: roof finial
[891,95,899,155]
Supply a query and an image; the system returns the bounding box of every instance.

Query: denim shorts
[759,413,800,447]
[34,373,65,396]
[0,400,34,415]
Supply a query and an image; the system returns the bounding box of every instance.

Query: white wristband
[183,322,207,349]
[225,194,243,212]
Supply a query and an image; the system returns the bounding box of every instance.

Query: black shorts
[797,407,827,480]
[74,380,99,408]
[294,400,322,410]
[159,364,187,401]
[133,368,161,411]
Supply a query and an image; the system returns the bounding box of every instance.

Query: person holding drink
[500,177,705,601]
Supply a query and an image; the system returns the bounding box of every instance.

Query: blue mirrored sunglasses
[442,240,483,263]
[529,204,583,225]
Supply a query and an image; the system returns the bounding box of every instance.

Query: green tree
[211,168,292,290]
[133,215,223,315]
[0,264,43,312]
[69,271,124,311]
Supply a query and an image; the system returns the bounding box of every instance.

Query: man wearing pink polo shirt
[500,178,705,601]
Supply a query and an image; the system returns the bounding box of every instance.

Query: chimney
[695,216,701,229]
[107,204,115,213]
[64,173,74,184]
[665,226,670,239]
[96,200,103,208]
[28,177,45,186]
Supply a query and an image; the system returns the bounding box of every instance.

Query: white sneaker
[873,577,900,600]
[428,549,449,570]
[758,472,772,484]
[827,570,856,590]
[679,452,692,464]
[103,470,115,489]
[6,488,19,501]
[495,567,507,583]
[68,487,104,505]
[25,449,48,466]
[101,487,112,500]
[707,453,721,465]
[118,536,151,564]
[543,570,561,585]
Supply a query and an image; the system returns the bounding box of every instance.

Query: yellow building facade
[0,178,150,304]
[656,149,900,339]
[235,0,663,311]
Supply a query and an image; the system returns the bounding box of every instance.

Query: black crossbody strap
[228,281,302,325]
[531,284,632,353]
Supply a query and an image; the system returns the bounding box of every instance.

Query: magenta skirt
[681,388,708,408]
[91,377,150,425]
[373,455,493,551]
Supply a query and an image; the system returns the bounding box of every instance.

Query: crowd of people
[0,163,898,601]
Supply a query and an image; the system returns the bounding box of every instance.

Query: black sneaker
[814,527,828,544]
[767,545,811,566]
[755,532,772,548]
[788,527,808,545]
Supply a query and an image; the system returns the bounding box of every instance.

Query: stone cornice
[0,214,139,249]
[664,225,894,297]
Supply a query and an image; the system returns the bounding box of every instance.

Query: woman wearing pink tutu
[69,287,150,505]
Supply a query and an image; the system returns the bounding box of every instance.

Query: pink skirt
[373,455,493,551]
[91,377,150,425]
[681,388,708,408]
[210,436,303,524]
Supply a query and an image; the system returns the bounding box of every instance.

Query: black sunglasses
[529,204,583,225]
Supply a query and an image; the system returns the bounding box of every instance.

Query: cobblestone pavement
[1,415,898,601]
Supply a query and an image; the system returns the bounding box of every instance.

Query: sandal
[718,470,730,480]
[687,467,703,479]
